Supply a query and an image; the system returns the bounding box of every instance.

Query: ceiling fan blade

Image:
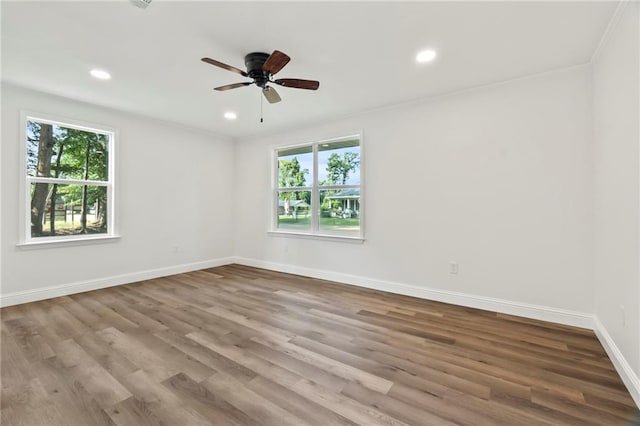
[201,57,248,77]
[262,86,281,104]
[262,50,290,75]
[214,82,253,91]
[274,78,320,90]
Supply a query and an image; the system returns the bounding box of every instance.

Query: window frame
[18,111,117,247]
[271,133,364,241]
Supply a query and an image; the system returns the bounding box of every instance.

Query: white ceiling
[2,1,616,140]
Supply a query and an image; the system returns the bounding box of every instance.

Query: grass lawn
[278,215,360,234]
[34,219,107,237]
[319,217,360,227]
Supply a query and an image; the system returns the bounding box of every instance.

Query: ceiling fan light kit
[201,50,319,106]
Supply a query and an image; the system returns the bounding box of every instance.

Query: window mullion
[318,184,360,191]
[312,143,319,233]
[273,151,279,231]
[27,176,110,186]
[277,186,313,191]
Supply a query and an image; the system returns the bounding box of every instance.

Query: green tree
[278,157,307,188]
[48,133,68,235]
[30,123,54,236]
[326,152,359,185]
[56,129,108,233]
[322,151,360,212]
[26,121,41,176]
[278,157,310,204]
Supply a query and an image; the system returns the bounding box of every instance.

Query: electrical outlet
[449,261,459,274]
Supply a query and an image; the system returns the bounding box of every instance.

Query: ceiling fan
[201,50,319,104]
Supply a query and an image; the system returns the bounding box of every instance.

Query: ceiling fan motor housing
[245,52,270,87]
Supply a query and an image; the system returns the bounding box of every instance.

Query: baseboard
[232,257,594,329]
[593,317,640,407]
[0,257,235,307]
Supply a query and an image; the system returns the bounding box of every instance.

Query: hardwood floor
[1,264,638,425]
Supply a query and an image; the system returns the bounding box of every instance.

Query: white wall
[593,0,640,384]
[234,66,595,318]
[1,84,235,304]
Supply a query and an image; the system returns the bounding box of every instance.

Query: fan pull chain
[260,91,264,123]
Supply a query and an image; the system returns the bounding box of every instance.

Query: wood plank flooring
[1,264,638,425]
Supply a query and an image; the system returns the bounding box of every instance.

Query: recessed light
[224,111,237,120]
[416,49,437,63]
[90,69,111,80]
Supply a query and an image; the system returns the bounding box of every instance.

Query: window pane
[30,183,108,238]
[277,146,312,188]
[319,189,360,236]
[26,120,109,181]
[318,139,360,186]
[277,191,311,232]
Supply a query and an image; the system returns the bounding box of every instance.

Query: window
[274,135,362,239]
[22,113,115,244]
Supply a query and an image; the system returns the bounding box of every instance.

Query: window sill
[16,235,120,250]
[267,231,364,244]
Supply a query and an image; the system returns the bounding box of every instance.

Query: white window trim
[270,132,364,241]
[18,111,118,247]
